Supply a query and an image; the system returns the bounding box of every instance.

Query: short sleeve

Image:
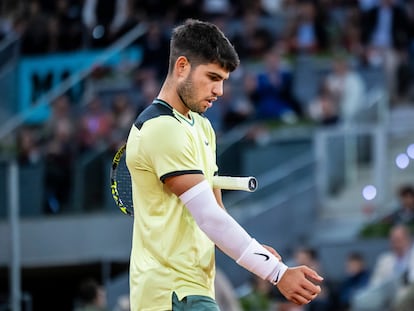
[140,116,202,182]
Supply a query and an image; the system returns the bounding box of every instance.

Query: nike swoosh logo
[275,270,281,283]
[254,252,270,261]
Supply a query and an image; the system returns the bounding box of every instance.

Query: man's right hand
[276,266,323,305]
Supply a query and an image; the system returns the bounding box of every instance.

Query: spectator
[394,243,414,311]
[307,79,339,126]
[43,95,76,213]
[74,278,109,311]
[244,46,301,122]
[370,225,412,287]
[351,224,414,311]
[323,55,366,125]
[113,294,130,311]
[340,4,365,57]
[77,95,113,153]
[16,126,42,166]
[130,0,173,20]
[48,0,84,52]
[0,5,15,40]
[44,119,75,213]
[201,0,232,20]
[174,0,203,23]
[204,82,254,135]
[280,0,302,23]
[134,71,161,116]
[108,93,136,152]
[261,0,284,16]
[76,95,113,210]
[20,0,53,55]
[393,193,414,310]
[285,0,329,55]
[278,246,331,311]
[358,0,379,12]
[43,95,75,140]
[381,184,414,227]
[337,252,371,311]
[134,20,170,80]
[360,0,411,103]
[230,11,274,60]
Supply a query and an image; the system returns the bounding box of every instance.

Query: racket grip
[213,176,258,192]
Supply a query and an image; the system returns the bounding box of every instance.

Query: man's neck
[158,80,190,117]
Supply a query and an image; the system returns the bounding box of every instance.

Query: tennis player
[126,19,323,310]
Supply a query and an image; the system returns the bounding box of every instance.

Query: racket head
[110,144,134,216]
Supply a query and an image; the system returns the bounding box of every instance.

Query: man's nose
[212,81,223,97]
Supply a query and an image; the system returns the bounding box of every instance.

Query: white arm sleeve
[179,180,288,283]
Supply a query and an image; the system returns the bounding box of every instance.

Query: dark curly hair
[168,19,240,74]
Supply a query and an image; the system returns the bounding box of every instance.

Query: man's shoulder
[135,101,180,130]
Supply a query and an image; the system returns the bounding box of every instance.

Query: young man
[126,19,323,310]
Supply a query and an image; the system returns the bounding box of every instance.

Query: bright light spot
[407,144,414,159]
[395,153,410,169]
[92,25,105,39]
[362,185,377,201]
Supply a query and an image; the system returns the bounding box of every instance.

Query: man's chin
[194,107,208,114]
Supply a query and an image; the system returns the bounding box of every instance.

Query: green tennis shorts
[172,292,220,310]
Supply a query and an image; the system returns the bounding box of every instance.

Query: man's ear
[175,56,191,77]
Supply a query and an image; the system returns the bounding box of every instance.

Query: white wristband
[269,259,288,285]
[236,239,288,284]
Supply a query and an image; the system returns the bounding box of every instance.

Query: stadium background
[1,0,414,310]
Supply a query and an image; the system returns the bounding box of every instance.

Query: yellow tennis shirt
[126,99,218,311]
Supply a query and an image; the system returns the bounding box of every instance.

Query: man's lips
[206,98,217,107]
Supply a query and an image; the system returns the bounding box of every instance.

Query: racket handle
[213,176,258,192]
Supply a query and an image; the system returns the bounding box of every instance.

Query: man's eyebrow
[208,71,227,80]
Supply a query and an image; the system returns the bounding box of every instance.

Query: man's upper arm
[164,174,205,197]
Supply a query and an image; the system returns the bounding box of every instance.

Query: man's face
[390,228,410,256]
[177,62,229,114]
[401,193,414,210]
[346,258,364,275]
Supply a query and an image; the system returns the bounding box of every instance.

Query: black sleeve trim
[160,170,203,183]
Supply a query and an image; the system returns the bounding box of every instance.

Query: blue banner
[18,47,141,123]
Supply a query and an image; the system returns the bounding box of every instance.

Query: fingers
[301,283,321,300]
[303,266,324,282]
[287,287,320,306]
[294,280,320,302]
[290,294,313,306]
[277,266,324,306]
[302,280,321,296]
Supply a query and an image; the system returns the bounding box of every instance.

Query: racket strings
[113,156,134,213]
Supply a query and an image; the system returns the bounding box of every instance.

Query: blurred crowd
[2,2,414,310]
[238,225,414,311]
[68,219,414,311]
[1,0,414,213]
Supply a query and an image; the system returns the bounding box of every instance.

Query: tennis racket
[110,144,258,216]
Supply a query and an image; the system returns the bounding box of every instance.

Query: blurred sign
[18,47,141,123]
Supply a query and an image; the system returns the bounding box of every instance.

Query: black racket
[110,144,258,216]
